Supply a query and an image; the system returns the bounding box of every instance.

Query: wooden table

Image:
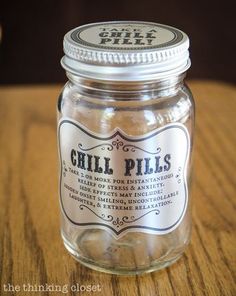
[0,81,235,295]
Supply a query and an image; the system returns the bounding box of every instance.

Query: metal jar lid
[61,21,190,82]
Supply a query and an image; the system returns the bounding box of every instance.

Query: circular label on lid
[70,21,184,51]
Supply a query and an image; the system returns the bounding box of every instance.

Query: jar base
[62,233,183,275]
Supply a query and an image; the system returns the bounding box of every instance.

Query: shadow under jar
[57,21,195,275]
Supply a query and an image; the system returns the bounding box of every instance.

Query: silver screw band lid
[61,21,190,81]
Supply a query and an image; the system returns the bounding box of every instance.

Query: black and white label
[71,22,183,50]
[58,119,190,238]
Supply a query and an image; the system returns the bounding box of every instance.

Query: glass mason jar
[57,21,195,275]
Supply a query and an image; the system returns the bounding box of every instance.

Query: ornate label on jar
[71,22,183,50]
[58,118,190,238]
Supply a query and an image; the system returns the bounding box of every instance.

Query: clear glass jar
[57,21,195,275]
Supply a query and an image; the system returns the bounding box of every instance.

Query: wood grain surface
[0,81,235,295]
